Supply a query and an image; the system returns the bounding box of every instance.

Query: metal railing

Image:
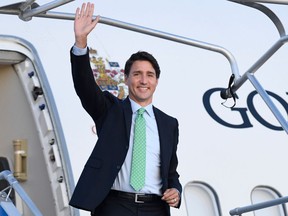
[0,170,43,216]
[0,0,286,133]
[230,195,288,215]
[223,0,288,133]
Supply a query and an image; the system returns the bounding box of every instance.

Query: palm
[75,16,96,38]
[74,3,99,47]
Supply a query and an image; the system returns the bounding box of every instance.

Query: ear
[124,74,128,85]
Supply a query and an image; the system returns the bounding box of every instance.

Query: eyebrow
[132,70,156,74]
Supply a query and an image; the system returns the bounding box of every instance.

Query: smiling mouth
[138,86,149,90]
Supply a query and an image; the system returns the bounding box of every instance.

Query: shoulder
[153,106,178,125]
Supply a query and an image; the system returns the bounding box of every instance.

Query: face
[125,60,158,107]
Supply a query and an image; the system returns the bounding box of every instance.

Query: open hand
[74,2,100,48]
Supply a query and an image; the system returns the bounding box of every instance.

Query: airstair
[0,170,42,216]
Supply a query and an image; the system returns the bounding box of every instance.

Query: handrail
[0,170,43,216]
[19,0,75,21]
[234,36,288,133]
[0,1,286,133]
[221,1,288,134]
[0,7,240,79]
[228,0,288,4]
[228,0,286,37]
[230,195,288,215]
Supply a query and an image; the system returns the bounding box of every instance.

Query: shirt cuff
[72,45,88,56]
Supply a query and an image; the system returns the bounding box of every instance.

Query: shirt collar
[129,98,154,117]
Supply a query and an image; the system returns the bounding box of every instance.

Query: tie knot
[137,108,145,115]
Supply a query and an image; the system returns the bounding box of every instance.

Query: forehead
[130,60,155,72]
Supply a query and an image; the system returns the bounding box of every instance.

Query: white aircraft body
[0,1,287,216]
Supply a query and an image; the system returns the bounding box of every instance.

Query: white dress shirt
[112,99,162,195]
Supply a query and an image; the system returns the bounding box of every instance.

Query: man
[69,2,182,216]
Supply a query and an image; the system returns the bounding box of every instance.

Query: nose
[140,74,148,84]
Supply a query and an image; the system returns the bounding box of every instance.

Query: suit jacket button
[117,165,121,169]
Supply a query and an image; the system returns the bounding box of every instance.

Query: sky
[1,1,288,216]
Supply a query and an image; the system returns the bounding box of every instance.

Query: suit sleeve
[70,47,115,124]
[168,118,182,194]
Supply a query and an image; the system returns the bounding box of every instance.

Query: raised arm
[74,2,100,48]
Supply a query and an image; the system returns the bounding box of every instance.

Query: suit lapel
[123,98,132,141]
[153,107,169,172]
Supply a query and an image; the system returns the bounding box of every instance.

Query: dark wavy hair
[124,51,161,79]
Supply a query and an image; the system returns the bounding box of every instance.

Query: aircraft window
[251,185,287,216]
[184,180,222,216]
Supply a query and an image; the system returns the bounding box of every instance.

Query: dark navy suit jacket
[69,48,182,213]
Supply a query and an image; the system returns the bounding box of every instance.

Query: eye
[132,72,140,76]
[148,72,156,77]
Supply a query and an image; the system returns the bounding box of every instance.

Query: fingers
[161,188,180,207]
[81,2,88,17]
[76,3,92,19]
[82,2,91,17]
[88,3,94,17]
[74,2,99,29]
[74,2,98,48]
[75,7,79,19]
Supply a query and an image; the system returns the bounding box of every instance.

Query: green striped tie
[130,108,146,191]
